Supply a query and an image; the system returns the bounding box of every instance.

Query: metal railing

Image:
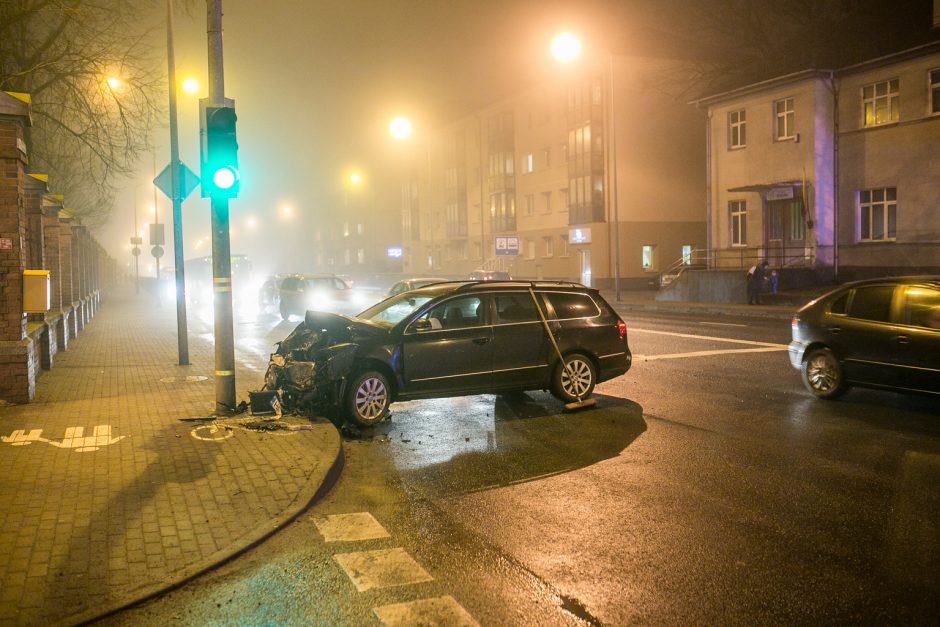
[659,246,824,287]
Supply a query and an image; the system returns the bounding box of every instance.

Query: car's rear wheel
[801,347,847,399]
[345,370,390,426]
[551,353,596,403]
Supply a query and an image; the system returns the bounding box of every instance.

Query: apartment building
[398,55,706,289]
[693,41,940,282]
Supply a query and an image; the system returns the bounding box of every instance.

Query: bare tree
[0,0,164,225]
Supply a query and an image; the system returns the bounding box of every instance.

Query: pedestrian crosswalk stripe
[334,547,434,592]
[373,595,480,627]
[314,512,390,542]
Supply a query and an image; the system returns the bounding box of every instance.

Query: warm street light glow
[181,78,199,94]
[279,205,293,219]
[245,216,257,229]
[349,172,362,185]
[106,76,122,90]
[551,32,581,63]
[389,116,413,140]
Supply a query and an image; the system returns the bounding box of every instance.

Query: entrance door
[580,249,591,287]
[765,199,805,267]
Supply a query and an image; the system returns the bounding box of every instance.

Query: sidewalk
[599,288,803,320]
[0,285,343,626]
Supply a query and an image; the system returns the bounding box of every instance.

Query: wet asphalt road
[103,308,940,625]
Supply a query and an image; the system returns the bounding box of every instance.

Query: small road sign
[495,235,520,256]
[153,162,200,201]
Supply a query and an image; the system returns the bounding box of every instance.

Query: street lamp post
[552,33,621,300]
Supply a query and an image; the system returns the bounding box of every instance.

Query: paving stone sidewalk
[0,285,343,626]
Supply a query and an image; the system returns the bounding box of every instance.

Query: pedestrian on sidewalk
[747,261,769,305]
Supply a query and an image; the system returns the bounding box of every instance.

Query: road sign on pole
[154,162,200,201]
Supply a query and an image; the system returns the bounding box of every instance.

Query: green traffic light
[212,166,239,190]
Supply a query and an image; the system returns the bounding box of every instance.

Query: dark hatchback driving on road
[789,276,940,399]
[303,280,631,425]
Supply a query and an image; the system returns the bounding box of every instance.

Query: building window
[642,245,656,270]
[560,188,568,212]
[774,98,794,140]
[543,236,554,257]
[862,78,899,126]
[542,191,552,213]
[730,200,747,246]
[681,245,692,265]
[357,223,364,235]
[930,68,940,115]
[729,109,746,148]
[789,202,805,241]
[523,153,534,173]
[859,187,896,241]
[560,235,569,257]
[541,148,551,167]
[527,239,536,259]
[343,221,349,237]
[357,249,365,264]
[524,194,535,216]
[344,249,351,265]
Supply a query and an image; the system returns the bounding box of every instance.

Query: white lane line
[633,346,787,361]
[334,548,434,592]
[631,327,787,348]
[314,512,391,542]
[374,595,480,627]
[699,321,747,327]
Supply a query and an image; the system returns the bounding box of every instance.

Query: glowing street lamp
[389,116,413,140]
[106,76,122,90]
[181,77,199,94]
[551,32,582,64]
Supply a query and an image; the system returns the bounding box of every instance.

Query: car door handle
[472,337,490,345]
[896,335,910,345]
[828,326,842,334]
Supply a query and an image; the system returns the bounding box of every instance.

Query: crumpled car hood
[303,310,387,342]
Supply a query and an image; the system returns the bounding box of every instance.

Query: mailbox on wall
[23,269,50,313]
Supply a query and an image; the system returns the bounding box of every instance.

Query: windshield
[358,292,435,327]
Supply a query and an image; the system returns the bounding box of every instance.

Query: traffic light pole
[206,0,236,413]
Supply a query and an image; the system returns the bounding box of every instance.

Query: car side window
[847,286,895,322]
[903,287,940,330]
[333,277,348,290]
[828,292,848,315]
[543,292,600,320]
[281,277,298,290]
[420,296,484,330]
[495,293,540,324]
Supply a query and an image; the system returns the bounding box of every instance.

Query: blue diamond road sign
[153,162,200,201]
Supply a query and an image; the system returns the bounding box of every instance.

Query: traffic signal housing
[202,105,239,198]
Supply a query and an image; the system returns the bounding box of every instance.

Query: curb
[610,301,797,320]
[67,426,346,627]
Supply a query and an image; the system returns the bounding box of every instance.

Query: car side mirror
[412,319,432,332]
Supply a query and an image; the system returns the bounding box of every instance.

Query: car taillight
[791,316,800,334]
[616,319,627,339]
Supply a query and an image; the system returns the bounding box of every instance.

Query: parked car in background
[276,274,370,320]
[386,277,449,297]
[789,276,940,399]
[296,280,631,425]
[468,269,512,281]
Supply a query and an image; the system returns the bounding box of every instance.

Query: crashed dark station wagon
[259,281,632,426]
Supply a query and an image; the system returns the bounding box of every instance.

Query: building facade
[397,55,706,289]
[695,41,940,283]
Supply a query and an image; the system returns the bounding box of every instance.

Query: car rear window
[543,292,599,320]
[903,286,940,330]
[495,293,540,323]
[848,286,894,322]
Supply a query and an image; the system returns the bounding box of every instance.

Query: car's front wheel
[345,370,391,426]
[551,353,596,403]
[801,347,847,399]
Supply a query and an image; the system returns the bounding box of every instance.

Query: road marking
[2,425,125,452]
[631,327,787,348]
[699,321,747,327]
[315,512,391,542]
[634,346,787,361]
[190,424,234,442]
[374,595,480,627]
[334,547,434,592]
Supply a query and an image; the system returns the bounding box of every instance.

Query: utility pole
[165,0,190,365]
[206,0,235,412]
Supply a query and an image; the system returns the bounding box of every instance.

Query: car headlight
[307,291,333,310]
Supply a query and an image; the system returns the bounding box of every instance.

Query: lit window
[774,98,795,140]
[642,245,656,270]
[859,187,896,241]
[862,79,899,126]
[729,109,746,148]
[730,200,747,246]
[681,245,692,265]
[523,153,534,173]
